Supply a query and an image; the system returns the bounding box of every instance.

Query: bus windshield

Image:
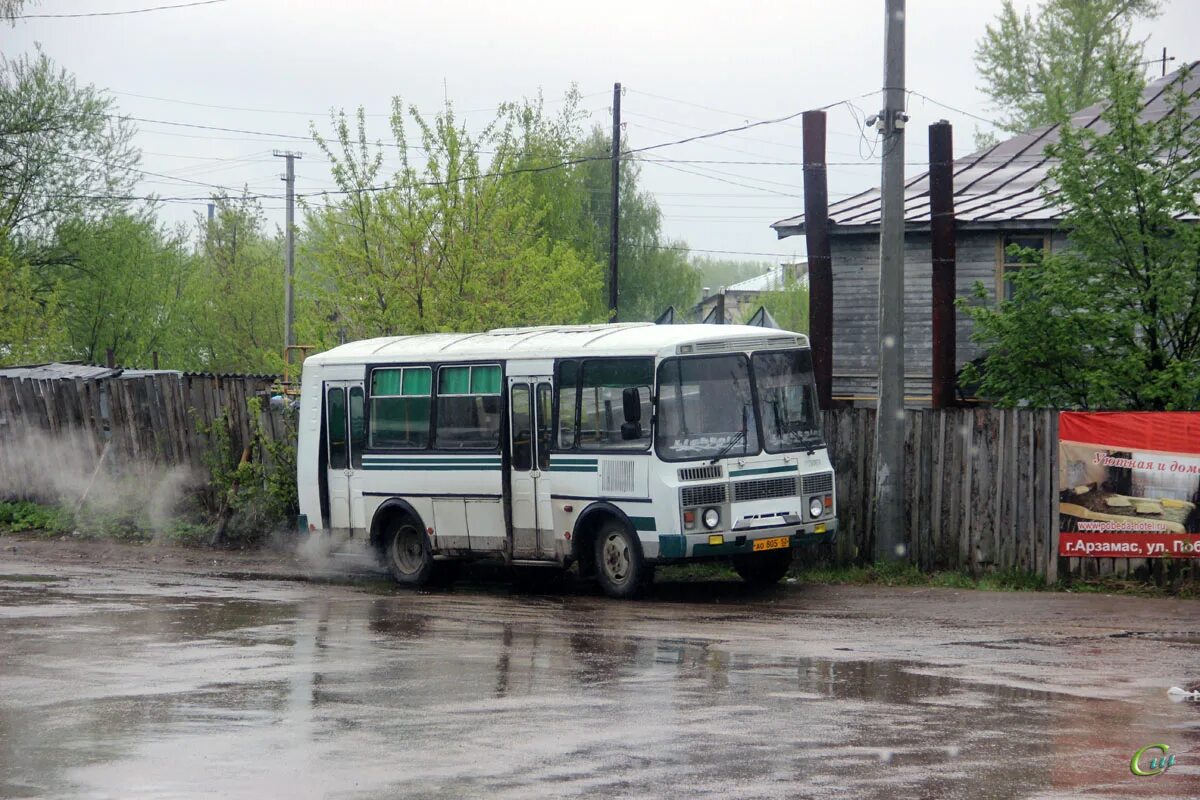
[753,350,824,453]
[656,354,759,461]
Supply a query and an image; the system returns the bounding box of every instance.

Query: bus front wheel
[384,517,436,586]
[732,550,792,587]
[594,520,648,599]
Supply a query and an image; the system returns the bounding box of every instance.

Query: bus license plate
[753,536,790,552]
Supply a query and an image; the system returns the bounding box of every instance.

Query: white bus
[296,323,837,598]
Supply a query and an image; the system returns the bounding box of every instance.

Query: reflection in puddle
[0,572,1196,799]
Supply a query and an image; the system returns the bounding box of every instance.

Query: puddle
[0,571,1196,799]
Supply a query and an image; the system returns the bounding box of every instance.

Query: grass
[794,561,1046,591]
[795,560,1196,598]
[0,499,217,547]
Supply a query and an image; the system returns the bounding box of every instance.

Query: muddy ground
[1,535,1197,799]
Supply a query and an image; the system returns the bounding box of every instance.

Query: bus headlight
[809,497,824,519]
[702,508,720,529]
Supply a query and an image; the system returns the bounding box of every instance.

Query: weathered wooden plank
[904,409,918,563]
[959,409,974,572]
[930,409,946,569]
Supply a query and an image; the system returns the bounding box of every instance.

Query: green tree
[0,49,137,245]
[48,211,190,366]
[300,101,600,343]
[0,237,65,365]
[0,50,138,362]
[963,66,1200,410]
[560,127,699,322]
[975,0,1159,136]
[756,274,810,333]
[183,193,285,374]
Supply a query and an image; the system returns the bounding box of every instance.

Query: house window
[997,234,1048,301]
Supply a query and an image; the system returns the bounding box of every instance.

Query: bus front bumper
[653,519,838,560]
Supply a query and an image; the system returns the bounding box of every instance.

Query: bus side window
[348,386,365,468]
[536,382,552,471]
[435,364,502,449]
[511,384,532,471]
[555,360,578,449]
[578,358,653,450]
[369,367,431,449]
[327,387,347,470]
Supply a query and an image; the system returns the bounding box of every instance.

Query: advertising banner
[1058,412,1200,558]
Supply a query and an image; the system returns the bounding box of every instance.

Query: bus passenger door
[508,377,555,559]
[324,381,365,535]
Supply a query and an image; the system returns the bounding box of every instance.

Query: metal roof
[772,62,1200,237]
[724,264,809,293]
[0,362,120,380]
[0,362,277,381]
[307,323,809,365]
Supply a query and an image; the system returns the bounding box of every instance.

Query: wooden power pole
[802,109,833,408]
[874,0,907,562]
[609,82,621,322]
[274,150,302,356]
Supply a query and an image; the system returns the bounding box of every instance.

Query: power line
[907,90,1005,129]
[35,92,883,207]
[636,158,803,199]
[627,242,792,258]
[15,0,227,18]
[108,88,611,118]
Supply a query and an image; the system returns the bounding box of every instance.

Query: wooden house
[770,63,1199,405]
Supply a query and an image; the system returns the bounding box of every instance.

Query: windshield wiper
[710,429,745,464]
[711,404,750,464]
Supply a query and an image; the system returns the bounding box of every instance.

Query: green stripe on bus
[362,455,500,461]
[629,516,656,532]
[728,465,799,478]
[362,460,499,465]
[549,466,598,473]
[550,458,599,465]
[362,465,501,471]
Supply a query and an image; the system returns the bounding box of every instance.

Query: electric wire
[14,0,227,18]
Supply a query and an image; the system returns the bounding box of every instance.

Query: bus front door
[324,381,365,536]
[508,378,555,559]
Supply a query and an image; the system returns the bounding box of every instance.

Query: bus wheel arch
[369,499,424,554]
[573,503,650,598]
[370,499,438,586]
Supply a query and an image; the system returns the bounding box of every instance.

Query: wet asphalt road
[0,560,1198,799]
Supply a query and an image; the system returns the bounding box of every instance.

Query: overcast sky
[7,0,1198,266]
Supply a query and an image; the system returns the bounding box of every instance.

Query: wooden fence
[0,379,1181,583]
[0,374,290,501]
[809,408,1062,581]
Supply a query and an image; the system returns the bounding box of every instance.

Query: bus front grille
[678,465,722,482]
[801,472,834,495]
[733,476,799,502]
[681,483,728,507]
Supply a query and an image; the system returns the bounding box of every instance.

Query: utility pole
[274,150,302,356]
[873,0,907,562]
[929,120,957,410]
[608,82,622,322]
[802,109,833,408]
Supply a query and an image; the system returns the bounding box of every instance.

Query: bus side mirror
[620,421,642,440]
[622,387,641,423]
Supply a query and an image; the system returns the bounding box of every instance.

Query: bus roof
[306,323,809,365]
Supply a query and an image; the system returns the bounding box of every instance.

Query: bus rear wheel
[732,550,793,587]
[384,517,437,586]
[594,520,648,599]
